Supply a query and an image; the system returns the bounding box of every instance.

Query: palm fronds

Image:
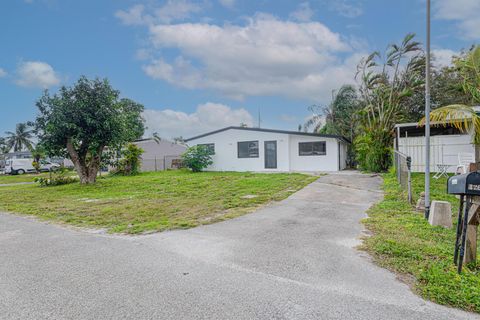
[420,104,480,144]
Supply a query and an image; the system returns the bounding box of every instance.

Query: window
[238,141,259,158]
[299,141,326,156]
[198,143,215,155]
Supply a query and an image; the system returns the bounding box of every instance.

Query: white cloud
[289,2,314,22]
[115,0,203,26]
[115,4,146,26]
[0,68,7,78]
[141,14,361,102]
[218,0,235,9]
[432,49,457,68]
[15,61,60,89]
[135,48,152,61]
[434,0,480,40]
[328,1,363,18]
[143,102,254,139]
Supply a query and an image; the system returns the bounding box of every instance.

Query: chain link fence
[140,155,183,172]
[393,150,412,203]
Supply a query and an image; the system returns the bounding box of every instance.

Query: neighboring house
[185,127,349,172]
[134,138,187,171]
[394,122,475,173]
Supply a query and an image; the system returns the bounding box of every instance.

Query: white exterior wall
[289,135,340,172]
[397,134,475,173]
[188,128,346,172]
[189,129,290,172]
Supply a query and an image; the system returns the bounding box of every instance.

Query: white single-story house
[134,138,187,171]
[185,127,349,172]
[394,122,475,173]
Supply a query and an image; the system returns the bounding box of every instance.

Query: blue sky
[1,0,479,139]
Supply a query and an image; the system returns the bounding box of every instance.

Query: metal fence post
[407,156,412,203]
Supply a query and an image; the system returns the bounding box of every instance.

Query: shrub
[181,145,213,172]
[114,143,144,175]
[32,160,41,173]
[35,168,76,187]
[355,129,392,172]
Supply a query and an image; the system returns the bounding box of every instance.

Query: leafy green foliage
[181,145,213,172]
[0,137,11,154]
[0,171,316,234]
[35,168,77,187]
[305,85,360,138]
[30,144,46,173]
[420,46,480,145]
[33,76,145,184]
[304,85,361,165]
[355,33,424,172]
[114,143,144,176]
[354,129,392,172]
[455,45,480,104]
[362,172,480,312]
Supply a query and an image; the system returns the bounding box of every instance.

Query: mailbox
[447,172,480,196]
[447,171,480,273]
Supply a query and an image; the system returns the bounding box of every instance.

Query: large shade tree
[34,76,145,184]
[5,123,34,152]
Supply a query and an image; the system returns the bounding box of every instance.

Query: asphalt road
[0,172,478,320]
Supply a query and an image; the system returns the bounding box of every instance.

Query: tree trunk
[66,139,103,184]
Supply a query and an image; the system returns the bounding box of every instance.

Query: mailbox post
[447,172,480,273]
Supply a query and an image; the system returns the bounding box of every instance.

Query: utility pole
[257,107,261,128]
[425,0,431,219]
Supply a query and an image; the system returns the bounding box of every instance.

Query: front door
[264,141,277,169]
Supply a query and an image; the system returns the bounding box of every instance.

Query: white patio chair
[433,164,451,179]
[456,153,475,174]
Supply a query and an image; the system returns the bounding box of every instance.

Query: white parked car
[4,158,60,175]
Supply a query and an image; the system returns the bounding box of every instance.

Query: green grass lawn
[0,172,52,184]
[0,170,317,234]
[362,171,480,313]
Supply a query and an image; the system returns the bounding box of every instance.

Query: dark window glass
[299,141,326,156]
[198,143,215,155]
[238,141,259,158]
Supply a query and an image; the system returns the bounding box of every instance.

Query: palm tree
[354,33,424,171]
[5,123,34,152]
[0,137,10,154]
[303,104,325,133]
[421,46,480,143]
[305,85,361,138]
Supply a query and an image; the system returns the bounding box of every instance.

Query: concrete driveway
[0,172,478,320]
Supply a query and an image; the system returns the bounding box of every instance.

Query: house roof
[185,126,350,143]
